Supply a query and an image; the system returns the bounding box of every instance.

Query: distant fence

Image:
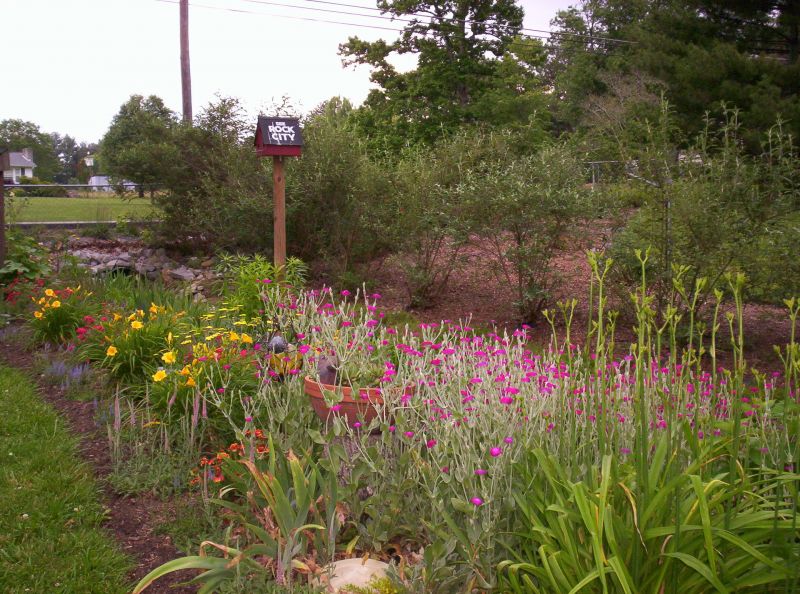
[2,183,157,195]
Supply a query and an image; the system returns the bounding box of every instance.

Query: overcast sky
[2,0,574,143]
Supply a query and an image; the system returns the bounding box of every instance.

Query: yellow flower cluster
[31,286,84,320]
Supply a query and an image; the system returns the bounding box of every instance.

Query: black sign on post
[254,117,304,274]
[255,117,303,155]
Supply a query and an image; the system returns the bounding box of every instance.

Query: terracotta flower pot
[304,375,384,425]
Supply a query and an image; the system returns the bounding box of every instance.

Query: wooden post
[0,174,5,269]
[180,0,192,123]
[272,155,286,271]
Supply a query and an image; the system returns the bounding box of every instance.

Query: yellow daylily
[33,311,43,319]
[179,365,191,376]
[185,376,196,388]
[106,345,118,357]
[161,351,176,364]
[136,309,145,318]
[51,300,61,308]
[113,313,122,322]
[229,331,240,341]
[131,320,144,330]
[127,313,136,322]
[240,333,253,344]
[45,289,55,297]
[152,369,167,382]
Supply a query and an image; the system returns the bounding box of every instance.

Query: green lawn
[0,363,132,593]
[8,196,158,223]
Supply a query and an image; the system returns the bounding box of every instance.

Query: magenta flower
[426,439,437,448]
[474,469,487,476]
[404,431,415,438]
[490,447,502,457]
[503,437,514,444]
[471,497,484,506]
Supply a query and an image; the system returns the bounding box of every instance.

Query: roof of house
[8,152,36,168]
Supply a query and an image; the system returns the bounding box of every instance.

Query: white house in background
[1,148,36,183]
[88,175,138,191]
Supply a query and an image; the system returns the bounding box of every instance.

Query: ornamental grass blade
[688,474,717,574]
[662,552,730,593]
[132,556,231,593]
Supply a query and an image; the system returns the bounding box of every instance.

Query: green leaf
[132,556,231,593]
[662,552,730,593]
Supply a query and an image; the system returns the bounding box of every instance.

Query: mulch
[0,325,197,594]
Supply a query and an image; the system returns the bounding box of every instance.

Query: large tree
[99,95,179,195]
[340,0,537,150]
[0,119,60,181]
[547,1,800,147]
[52,133,98,183]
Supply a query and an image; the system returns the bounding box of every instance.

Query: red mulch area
[0,326,196,594]
[350,222,792,372]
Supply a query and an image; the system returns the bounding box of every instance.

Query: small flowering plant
[29,285,92,343]
[78,302,191,386]
[304,288,398,390]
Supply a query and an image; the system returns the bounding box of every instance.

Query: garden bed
[1,252,798,593]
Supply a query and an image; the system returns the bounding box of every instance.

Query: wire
[155,0,403,32]
[156,0,631,50]
[287,0,637,44]
[241,0,637,45]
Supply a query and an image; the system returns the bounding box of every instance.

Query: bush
[609,109,800,310]
[0,231,50,288]
[29,285,92,343]
[17,176,68,197]
[463,142,592,323]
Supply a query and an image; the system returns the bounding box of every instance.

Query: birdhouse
[255,116,303,157]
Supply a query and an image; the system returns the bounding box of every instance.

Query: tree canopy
[339,0,547,150]
[99,94,179,191]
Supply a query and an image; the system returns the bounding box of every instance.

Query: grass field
[0,363,132,593]
[8,196,158,223]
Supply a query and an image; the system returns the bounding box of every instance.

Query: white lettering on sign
[268,122,296,143]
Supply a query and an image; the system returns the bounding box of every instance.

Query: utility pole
[0,148,8,269]
[180,0,192,123]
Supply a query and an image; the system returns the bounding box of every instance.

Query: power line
[239,0,568,42]
[156,0,631,50]
[287,0,636,44]
[155,0,403,32]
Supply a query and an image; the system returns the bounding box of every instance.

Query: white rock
[316,559,390,593]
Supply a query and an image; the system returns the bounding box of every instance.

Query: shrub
[463,142,592,323]
[30,285,92,343]
[0,231,50,289]
[17,176,68,197]
[610,108,800,310]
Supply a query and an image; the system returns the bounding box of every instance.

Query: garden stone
[315,558,389,593]
[169,266,195,282]
[267,335,288,354]
[200,258,215,268]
